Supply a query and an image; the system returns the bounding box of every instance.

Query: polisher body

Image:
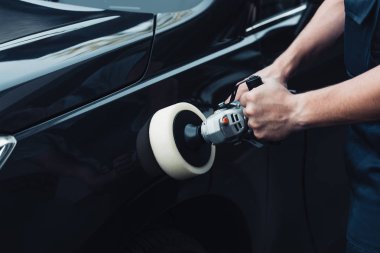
[201,101,247,145]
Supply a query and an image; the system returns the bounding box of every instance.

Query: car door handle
[0,135,17,171]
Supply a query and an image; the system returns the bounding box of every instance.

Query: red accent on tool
[221,116,229,125]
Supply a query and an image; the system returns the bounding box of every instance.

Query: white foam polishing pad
[149,102,216,180]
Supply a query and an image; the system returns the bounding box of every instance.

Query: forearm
[295,66,380,128]
[274,0,345,79]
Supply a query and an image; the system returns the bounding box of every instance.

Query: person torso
[344,0,380,251]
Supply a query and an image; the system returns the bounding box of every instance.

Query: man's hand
[231,62,289,102]
[239,78,301,141]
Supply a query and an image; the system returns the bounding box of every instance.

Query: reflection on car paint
[0,2,154,133]
[155,0,213,33]
[0,17,153,91]
[20,0,104,12]
[0,16,119,53]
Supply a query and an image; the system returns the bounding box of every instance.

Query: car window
[44,0,203,13]
[258,0,306,21]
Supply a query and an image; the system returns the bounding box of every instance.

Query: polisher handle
[245,75,263,90]
[244,76,279,148]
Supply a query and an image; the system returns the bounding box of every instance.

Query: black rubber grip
[245,75,263,90]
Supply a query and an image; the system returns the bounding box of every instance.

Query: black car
[0,0,349,252]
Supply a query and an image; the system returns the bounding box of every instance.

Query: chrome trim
[16,14,302,141]
[246,3,307,33]
[0,136,17,171]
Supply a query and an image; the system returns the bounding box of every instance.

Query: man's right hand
[231,62,289,102]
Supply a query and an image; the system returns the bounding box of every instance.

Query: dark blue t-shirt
[345,0,380,251]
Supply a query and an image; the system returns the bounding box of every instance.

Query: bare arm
[297,66,380,128]
[239,66,380,140]
[272,0,345,80]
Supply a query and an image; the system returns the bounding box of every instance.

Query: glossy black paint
[0,1,349,253]
[1,0,107,44]
[0,0,154,133]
